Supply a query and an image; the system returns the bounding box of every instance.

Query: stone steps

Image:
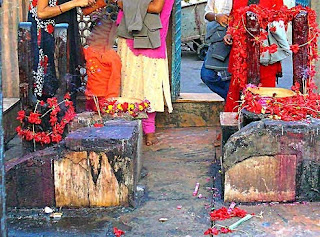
[77,92,225,128]
[156,93,224,128]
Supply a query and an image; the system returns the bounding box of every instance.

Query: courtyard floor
[6,127,320,237]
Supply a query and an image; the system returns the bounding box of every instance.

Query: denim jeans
[200,62,230,100]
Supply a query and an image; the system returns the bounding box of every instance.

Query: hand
[223,34,233,45]
[74,0,96,7]
[215,14,229,27]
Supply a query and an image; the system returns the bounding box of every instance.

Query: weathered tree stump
[223,119,320,202]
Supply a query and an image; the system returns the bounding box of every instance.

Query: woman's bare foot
[145,133,158,146]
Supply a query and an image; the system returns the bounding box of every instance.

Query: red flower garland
[210,207,247,221]
[204,207,253,235]
[16,93,76,147]
[240,81,320,121]
[113,227,125,237]
[227,5,319,90]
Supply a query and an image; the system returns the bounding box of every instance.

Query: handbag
[81,0,107,16]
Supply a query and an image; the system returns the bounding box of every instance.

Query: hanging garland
[227,5,319,89]
[16,93,76,149]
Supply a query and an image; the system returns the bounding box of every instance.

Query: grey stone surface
[223,119,320,201]
[65,120,140,152]
[5,127,320,237]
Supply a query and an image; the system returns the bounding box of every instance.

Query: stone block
[225,155,297,202]
[156,93,224,128]
[54,151,131,207]
[5,119,142,208]
[69,116,143,181]
[3,98,20,144]
[223,119,320,202]
[5,147,58,207]
[56,120,140,207]
[220,112,239,148]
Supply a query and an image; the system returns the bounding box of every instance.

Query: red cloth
[232,0,283,10]
[225,0,284,112]
[84,47,121,99]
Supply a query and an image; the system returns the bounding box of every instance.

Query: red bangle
[58,5,63,13]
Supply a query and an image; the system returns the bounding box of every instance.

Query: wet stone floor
[6,127,320,236]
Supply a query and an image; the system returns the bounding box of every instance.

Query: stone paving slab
[6,127,320,237]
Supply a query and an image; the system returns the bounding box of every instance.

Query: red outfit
[225,0,284,112]
[84,47,122,111]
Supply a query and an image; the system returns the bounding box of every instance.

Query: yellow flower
[108,105,113,110]
[139,105,144,111]
[128,104,135,110]
[106,110,110,113]
[144,102,149,108]
[117,104,123,110]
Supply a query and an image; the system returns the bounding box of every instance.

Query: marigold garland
[98,98,151,118]
[16,93,76,149]
[228,5,319,89]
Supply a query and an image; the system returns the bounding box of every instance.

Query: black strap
[248,0,260,5]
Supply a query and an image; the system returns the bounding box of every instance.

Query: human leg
[142,112,157,146]
[200,62,230,100]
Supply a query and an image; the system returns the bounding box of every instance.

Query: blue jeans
[200,62,230,100]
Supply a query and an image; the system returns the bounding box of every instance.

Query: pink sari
[116,0,175,59]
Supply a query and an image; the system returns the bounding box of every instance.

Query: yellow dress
[117,38,173,113]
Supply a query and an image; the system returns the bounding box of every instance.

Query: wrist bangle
[58,5,63,14]
[214,13,217,21]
